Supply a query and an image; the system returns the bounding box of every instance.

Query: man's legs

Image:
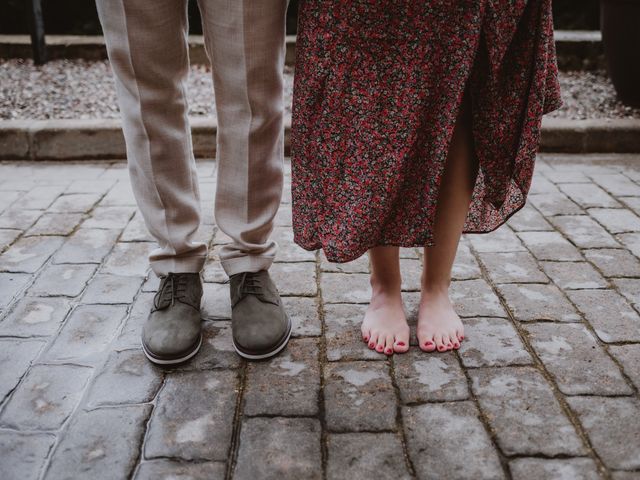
[198,0,292,360]
[96,0,207,276]
[198,0,288,276]
[96,0,206,364]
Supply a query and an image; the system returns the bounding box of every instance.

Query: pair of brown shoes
[141,269,291,365]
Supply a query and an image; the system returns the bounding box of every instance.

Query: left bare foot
[416,287,464,352]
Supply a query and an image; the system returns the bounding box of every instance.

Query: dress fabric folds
[290,0,564,262]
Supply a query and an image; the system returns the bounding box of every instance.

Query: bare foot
[361,286,410,355]
[417,287,464,352]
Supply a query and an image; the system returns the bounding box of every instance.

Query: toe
[394,331,410,353]
[419,333,437,352]
[384,334,395,355]
[451,331,461,349]
[368,331,379,350]
[435,334,447,352]
[362,326,370,343]
[457,329,465,342]
[375,335,386,353]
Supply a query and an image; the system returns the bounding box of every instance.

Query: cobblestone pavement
[1,154,640,480]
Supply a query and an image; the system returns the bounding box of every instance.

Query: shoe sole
[232,314,292,360]
[141,333,203,366]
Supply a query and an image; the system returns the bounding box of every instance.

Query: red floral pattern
[290,0,564,263]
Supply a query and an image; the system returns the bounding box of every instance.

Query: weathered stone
[399,258,422,291]
[458,317,532,367]
[506,203,554,231]
[618,232,640,259]
[496,283,580,322]
[517,231,582,261]
[234,417,322,480]
[611,471,640,480]
[44,304,128,362]
[0,296,70,337]
[45,405,151,480]
[0,339,45,402]
[100,242,153,277]
[558,182,621,208]
[566,289,640,343]
[47,193,102,213]
[589,208,640,234]
[528,174,558,194]
[609,344,640,391]
[452,240,482,280]
[324,361,396,431]
[65,178,116,195]
[85,349,163,408]
[0,364,92,430]
[16,185,66,210]
[549,214,619,248]
[583,248,640,278]
[52,228,120,264]
[181,321,241,370]
[244,338,320,416]
[145,370,237,461]
[466,227,527,253]
[320,250,369,273]
[80,274,144,304]
[135,460,225,480]
[274,204,292,226]
[478,251,548,284]
[321,272,371,304]
[509,458,601,480]
[590,173,640,197]
[394,349,468,403]
[524,322,632,395]
[324,304,383,361]
[0,272,31,311]
[270,261,317,296]
[82,206,136,229]
[29,263,97,297]
[567,396,640,470]
[0,228,21,250]
[451,279,507,318]
[201,282,231,320]
[0,236,65,273]
[469,366,584,456]
[612,278,640,310]
[0,208,42,230]
[403,401,505,480]
[26,212,84,236]
[540,260,607,289]
[120,212,154,242]
[0,431,56,480]
[114,292,153,348]
[528,191,583,216]
[283,296,321,337]
[327,433,411,480]
[272,227,317,262]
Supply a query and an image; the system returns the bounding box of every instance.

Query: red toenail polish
[426,341,433,346]
[369,343,374,348]
[397,342,405,346]
[364,337,369,342]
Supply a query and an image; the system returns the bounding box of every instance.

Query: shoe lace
[153,272,189,310]
[240,272,263,297]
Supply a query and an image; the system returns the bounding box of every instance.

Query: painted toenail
[386,348,392,354]
[364,336,369,342]
[369,342,375,348]
[425,341,433,346]
[397,341,405,346]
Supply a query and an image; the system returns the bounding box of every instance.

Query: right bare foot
[361,282,410,355]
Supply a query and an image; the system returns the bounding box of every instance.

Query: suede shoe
[229,269,292,360]
[141,271,203,365]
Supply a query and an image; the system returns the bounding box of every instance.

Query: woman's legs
[361,246,410,354]
[418,88,479,352]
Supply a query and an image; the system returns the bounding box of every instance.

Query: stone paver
[0,430,55,480]
[234,417,322,480]
[0,159,639,477]
[567,396,640,470]
[326,433,412,480]
[45,405,151,480]
[144,370,237,462]
[469,366,584,456]
[403,401,505,480]
[524,322,632,395]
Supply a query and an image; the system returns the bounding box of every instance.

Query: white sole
[232,316,292,360]
[141,333,203,366]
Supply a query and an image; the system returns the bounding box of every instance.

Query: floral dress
[290,0,564,263]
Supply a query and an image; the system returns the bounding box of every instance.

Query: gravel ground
[1,59,639,121]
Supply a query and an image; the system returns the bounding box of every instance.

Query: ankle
[421,282,450,297]
[370,273,401,296]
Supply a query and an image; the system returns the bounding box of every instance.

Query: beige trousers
[95,0,288,277]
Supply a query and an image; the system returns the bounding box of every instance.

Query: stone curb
[0,31,602,70]
[1,117,638,160]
